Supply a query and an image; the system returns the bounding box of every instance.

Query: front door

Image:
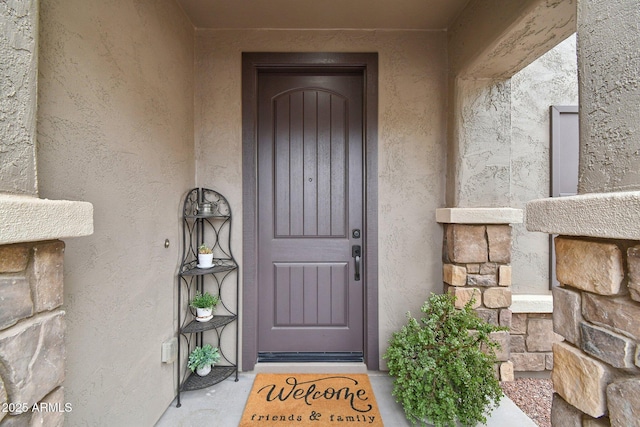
[256,70,364,359]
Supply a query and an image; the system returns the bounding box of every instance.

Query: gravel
[500,378,553,427]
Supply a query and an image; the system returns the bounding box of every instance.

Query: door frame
[549,105,579,288]
[242,52,379,371]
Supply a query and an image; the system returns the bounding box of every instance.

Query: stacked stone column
[442,223,514,380]
[509,310,560,374]
[525,0,640,424]
[551,236,640,426]
[0,241,67,426]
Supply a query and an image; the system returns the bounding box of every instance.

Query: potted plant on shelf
[384,293,505,427]
[187,344,221,377]
[197,244,214,268]
[190,291,219,322]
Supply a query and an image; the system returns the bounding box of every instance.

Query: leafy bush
[384,293,505,427]
[187,344,221,371]
[190,291,219,309]
[198,244,213,254]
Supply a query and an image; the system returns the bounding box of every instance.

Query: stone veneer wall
[510,311,562,375]
[442,223,563,380]
[0,241,67,426]
[550,236,640,425]
[443,223,514,380]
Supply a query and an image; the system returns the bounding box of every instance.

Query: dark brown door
[256,70,364,357]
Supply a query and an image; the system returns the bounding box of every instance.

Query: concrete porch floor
[155,367,537,426]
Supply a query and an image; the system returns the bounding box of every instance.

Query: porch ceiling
[176,0,471,30]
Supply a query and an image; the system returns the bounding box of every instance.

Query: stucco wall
[195,29,447,367]
[446,0,575,207]
[577,0,640,194]
[451,77,513,208]
[36,0,194,425]
[0,0,38,195]
[445,0,577,294]
[510,35,578,294]
[448,0,575,79]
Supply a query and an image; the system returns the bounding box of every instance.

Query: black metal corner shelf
[180,259,237,276]
[184,214,231,220]
[181,315,237,334]
[176,188,239,408]
[180,366,237,392]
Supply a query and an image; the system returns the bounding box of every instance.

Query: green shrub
[198,244,213,254]
[190,291,219,309]
[384,293,505,427]
[187,344,221,371]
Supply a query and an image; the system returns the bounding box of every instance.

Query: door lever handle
[352,245,361,281]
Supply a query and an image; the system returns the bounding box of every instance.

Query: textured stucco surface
[37,1,195,425]
[511,294,553,313]
[451,77,512,207]
[0,0,38,195]
[448,0,576,78]
[0,195,92,245]
[435,207,523,224]
[527,191,640,240]
[446,2,578,293]
[446,0,576,208]
[578,0,640,193]
[510,35,578,294]
[195,29,447,368]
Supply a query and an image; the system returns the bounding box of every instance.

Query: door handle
[352,245,361,281]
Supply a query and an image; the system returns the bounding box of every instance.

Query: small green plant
[190,291,219,309]
[384,293,505,427]
[198,244,213,254]
[187,344,221,372]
